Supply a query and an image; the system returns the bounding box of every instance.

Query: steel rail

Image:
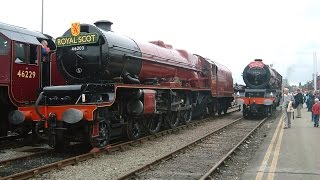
[0,150,51,166]
[199,117,267,180]
[116,117,244,180]
[0,135,23,150]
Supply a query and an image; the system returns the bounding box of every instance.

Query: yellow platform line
[255,114,284,180]
[267,118,285,180]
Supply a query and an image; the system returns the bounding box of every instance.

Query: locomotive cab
[0,22,59,136]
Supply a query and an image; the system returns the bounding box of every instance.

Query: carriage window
[0,36,9,55]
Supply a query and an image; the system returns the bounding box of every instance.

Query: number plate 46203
[71,46,87,51]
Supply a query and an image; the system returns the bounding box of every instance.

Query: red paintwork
[143,89,156,114]
[137,41,203,86]
[0,35,65,106]
[0,34,10,84]
[215,62,234,97]
[248,61,264,68]
[18,105,97,121]
[91,122,99,137]
[136,40,233,94]
[237,97,275,105]
[10,45,41,103]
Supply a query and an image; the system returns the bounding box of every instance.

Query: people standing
[312,98,320,127]
[41,40,50,58]
[306,91,314,112]
[282,88,295,129]
[294,88,303,118]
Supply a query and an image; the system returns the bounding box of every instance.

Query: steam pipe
[35,92,46,119]
[123,71,140,84]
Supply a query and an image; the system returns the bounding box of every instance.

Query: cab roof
[0,22,48,45]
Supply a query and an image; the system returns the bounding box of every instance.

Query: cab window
[14,42,38,65]
[212,65,217,76]
[0,36,10,55]
[14,42,27,64]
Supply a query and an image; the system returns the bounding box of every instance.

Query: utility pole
[41,0,44,33]
[314,52,317,91]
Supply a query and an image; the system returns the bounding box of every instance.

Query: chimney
[94,20,113,31]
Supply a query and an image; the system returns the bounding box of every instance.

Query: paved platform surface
[241,107,320,180]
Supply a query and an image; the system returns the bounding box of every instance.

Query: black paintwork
[57,24,142,83]
[243,64,282,89]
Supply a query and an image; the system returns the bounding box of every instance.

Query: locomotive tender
[0,22,65,137]
[15,21,234,149]
[236,59,282,117]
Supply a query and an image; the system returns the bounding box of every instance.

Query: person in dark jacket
[307,91,314,112]
[294,89,304,118]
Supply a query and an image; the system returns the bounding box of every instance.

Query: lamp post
[314,52,317,91]
[41,0,44,33]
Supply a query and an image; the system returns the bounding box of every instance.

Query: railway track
[0,106,240,180]
[199,118,265,180]
[0,135,24,150]
[0,133,46,151]
[116,116,267,179]
[0,149,51,167]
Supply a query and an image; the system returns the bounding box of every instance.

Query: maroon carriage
[0,22,64,136]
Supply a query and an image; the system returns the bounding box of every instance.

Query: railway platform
[241,106,320,180]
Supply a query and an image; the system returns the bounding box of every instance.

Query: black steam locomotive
[15,21,234,150]
[236,59,282,117]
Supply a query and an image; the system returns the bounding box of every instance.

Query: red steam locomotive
[0,22,65,137]
[235,59,282,117]
[14,21,234,149]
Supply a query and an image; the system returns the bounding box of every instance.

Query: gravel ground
[0,145,50,162]
[33,113,242,180]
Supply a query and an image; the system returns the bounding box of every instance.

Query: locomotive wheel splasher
[89,109,110,148]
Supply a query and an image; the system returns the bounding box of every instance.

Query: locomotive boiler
[56,21,205,87]
[15,21,234,150]
[236,59,282,117]
[242,59,282,89]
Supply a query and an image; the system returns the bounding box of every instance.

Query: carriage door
[11,41,40,103]
[0,34,11,84]
[211,64,218,96]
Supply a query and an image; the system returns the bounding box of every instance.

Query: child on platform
[312,98,320,127]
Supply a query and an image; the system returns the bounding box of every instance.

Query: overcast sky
[2,0,320,85]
